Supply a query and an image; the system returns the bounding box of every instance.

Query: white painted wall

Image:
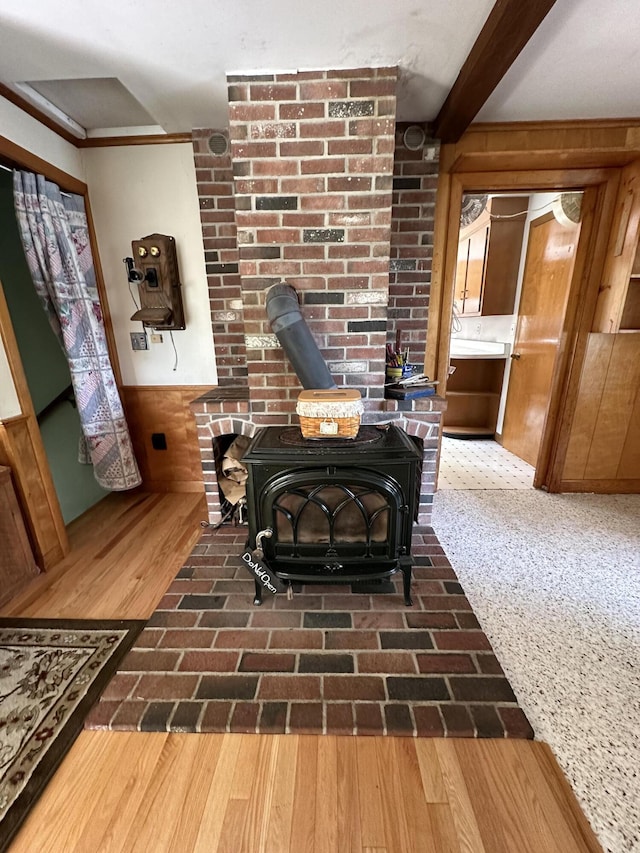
[0,341,21,418]
[82,143,217,387]
[0,93,85,181]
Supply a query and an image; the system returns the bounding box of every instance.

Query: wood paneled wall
[562,332,640,490]
[121,386,206,493]
[0,281,68,569]
[427,120,640,494]
[0,415,68,568]
[593,161,640,333]
[448,119,640,173]
[0,463,39,606]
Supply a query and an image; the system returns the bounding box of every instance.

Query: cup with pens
[386,342,412,384]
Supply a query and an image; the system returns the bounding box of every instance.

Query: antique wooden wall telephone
[124,233,185,330]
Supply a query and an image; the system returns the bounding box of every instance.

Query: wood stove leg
[400,557,413,606]
[253,579,263,606]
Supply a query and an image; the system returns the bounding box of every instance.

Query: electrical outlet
[475,322,482,335]
[130,331,148,351]
[150,333,163,344]
[151,432,167,450]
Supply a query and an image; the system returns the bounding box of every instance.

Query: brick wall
[191,129,247,384]
[389,124,440,366]
[191,97,441,392]
[190,69,445,526]
[226,67,397,410]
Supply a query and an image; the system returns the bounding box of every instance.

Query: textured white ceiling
[0,0,639,134]
[0,0,490,131]
[478,0,640,122]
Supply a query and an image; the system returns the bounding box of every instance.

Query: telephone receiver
[124,256,158,287]
[125,233,185,330]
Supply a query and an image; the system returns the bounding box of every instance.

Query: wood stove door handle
[255,527,273,550]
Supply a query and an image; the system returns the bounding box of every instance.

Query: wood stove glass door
[259,468,405,566]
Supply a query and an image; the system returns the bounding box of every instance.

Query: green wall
[0,168,108,522]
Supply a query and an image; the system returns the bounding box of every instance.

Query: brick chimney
[190,67,444,525]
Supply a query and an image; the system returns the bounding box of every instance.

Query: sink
[449,338,510,359]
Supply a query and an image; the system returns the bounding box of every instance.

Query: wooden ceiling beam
[433,0,558,143]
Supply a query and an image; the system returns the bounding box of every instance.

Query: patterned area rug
[87,529,534,740]
[0,618,144,852]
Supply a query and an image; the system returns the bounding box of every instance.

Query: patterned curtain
[13,170,141,491]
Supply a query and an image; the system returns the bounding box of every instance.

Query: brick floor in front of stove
[86,528,534,739]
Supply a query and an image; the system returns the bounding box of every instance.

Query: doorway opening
[440,190,583,490]
[0,169,109,523]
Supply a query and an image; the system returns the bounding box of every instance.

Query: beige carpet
[432,489,640,853]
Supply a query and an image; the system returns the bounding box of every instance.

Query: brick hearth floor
[86,527,533,739]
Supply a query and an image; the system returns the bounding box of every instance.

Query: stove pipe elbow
[265,283,336,389]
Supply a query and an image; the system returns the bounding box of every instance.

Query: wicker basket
[296,389,363,439]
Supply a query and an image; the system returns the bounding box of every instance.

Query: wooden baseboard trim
[557,479,640,493]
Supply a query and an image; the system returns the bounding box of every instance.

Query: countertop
[449,338,511,359]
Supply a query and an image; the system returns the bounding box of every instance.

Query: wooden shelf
[444,357,506,435]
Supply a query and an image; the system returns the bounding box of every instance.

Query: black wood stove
[243,424,421,606]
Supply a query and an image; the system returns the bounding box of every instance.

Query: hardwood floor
[1,491,206,620]
[4,492,602,853]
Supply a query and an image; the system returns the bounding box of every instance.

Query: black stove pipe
[265,283,336,389]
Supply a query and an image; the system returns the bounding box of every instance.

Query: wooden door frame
[427,161,621,491]
[0,133,122,568]
[0,135,122,385]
